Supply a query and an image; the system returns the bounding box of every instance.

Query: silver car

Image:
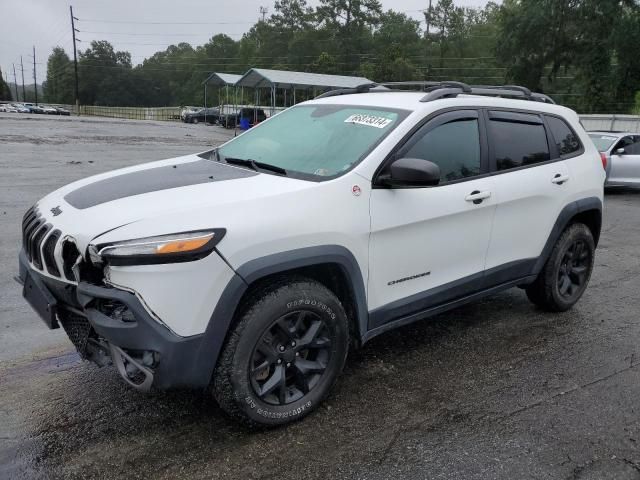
[589,131,640,187]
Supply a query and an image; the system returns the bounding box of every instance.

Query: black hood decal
[64,160,257,209]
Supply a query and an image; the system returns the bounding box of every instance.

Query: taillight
[600,152,607,170]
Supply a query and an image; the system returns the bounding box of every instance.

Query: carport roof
[202,72,243,86]
[235,68,374,90]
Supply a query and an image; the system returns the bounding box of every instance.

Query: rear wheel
[213,277,349,427]
[526,223,595,312]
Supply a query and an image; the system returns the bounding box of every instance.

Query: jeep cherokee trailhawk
[18,82,605,426]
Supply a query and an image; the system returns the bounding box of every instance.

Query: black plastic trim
[368,258,537,331]
[234,245,369,340]
[533,196,602,274]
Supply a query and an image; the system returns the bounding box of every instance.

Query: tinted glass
[588,134,619,152]
[546,116,581,156]
[490,120,550,170]
[218,105,407,178]
[402,119,481,182]
[626,137,640,155]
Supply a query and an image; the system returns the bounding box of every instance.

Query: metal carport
[234,68,374,115]
[202,72,243,121]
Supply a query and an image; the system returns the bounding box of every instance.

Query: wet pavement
[2,114,640,479]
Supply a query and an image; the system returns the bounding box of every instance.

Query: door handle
[551,173,570,185]
[465,190,491,204]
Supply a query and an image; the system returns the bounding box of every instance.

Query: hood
[35,153,311,252]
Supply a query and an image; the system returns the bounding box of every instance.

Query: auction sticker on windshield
[344,114,393,129]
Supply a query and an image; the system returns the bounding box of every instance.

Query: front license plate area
[23,272,59,329]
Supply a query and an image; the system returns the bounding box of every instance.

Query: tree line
[31,0,640,113]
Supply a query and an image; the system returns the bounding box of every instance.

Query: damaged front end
[18,212,214,392]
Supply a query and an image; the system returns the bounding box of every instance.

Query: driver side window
[400,118,481,183]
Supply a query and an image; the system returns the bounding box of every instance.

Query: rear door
[483,110,570,282]
[609,135,640,185]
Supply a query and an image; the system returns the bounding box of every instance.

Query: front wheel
[213,277,349,427]
[526,223,595,312]
[192,118,199,124]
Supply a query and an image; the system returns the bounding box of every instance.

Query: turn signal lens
[155,235,213,254]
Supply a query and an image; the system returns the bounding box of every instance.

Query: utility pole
[12,64,19,101]
[259,6,268,22]
[32,46,38,105]
[20,56,26,102]
[70,6,80,110]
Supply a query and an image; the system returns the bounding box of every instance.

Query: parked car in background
[181,106,203,122]
[23,103,45,114]
[53,106,71,116]
[589,131,640,187]
[41,105,59,115]
[184,107,220,124]
[220,107,267,128]
[4,104,19,113]
[12,103,31,113]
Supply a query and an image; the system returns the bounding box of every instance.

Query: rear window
[545,116,581,156]
[489,114,550,171]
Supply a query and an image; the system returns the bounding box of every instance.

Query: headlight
[94,229,225,266]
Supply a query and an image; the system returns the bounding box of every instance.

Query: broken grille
[22,206,79,282]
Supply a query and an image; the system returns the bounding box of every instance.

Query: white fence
[579,114,640,132]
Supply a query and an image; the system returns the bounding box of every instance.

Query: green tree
[44,47,74,104]
[0,67,12,101]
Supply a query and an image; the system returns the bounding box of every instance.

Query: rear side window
[545,116,581,156]
[402,119,481,182]
[489,113,550,171]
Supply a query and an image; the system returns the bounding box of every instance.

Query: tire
[213,277,349,427]
[526,222,595,312]
[192,118,199,124]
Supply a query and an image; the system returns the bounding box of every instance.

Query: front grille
[21,205,80,282]
[43,230,61,276]
[62,240,81,281]
[58,310,93,358]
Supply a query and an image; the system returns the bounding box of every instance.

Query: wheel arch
[533,196,602,275]
[190,246,368,388]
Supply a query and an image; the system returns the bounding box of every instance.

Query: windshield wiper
[224,157,288,176]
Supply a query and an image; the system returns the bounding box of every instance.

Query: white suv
[18,83,605,426]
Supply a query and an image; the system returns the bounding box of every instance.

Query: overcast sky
[1,0,493,85]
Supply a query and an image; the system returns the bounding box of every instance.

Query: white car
[18,82,605,426]
[1,103,18,112]
[11,103,31,113]
[40,104,59,115]
[589,131,640,187]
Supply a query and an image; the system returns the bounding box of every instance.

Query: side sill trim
[362,275,536,343]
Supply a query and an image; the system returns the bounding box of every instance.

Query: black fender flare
[191,245,368,387]
[533,196,602,275]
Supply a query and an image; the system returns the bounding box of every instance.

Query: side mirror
[615,147,626,155]
[379,158,441,187]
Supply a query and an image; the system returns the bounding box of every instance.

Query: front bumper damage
[18,249,212,391]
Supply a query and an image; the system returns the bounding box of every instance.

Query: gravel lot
[2,113,640,480]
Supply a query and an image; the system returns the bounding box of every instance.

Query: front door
[368,110,495,329]
[610,135,640,185]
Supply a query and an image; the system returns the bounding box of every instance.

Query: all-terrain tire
[526,223,595,312]
[213,277,349,427]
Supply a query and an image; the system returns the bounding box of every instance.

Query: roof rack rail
[315,81,556,104]
[315,83,379,99]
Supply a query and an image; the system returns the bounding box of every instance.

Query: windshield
[217,104,408,179]
[589,133,619,152]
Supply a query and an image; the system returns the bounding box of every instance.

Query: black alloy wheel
[250,310,332,406]
[557,239,591,300]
